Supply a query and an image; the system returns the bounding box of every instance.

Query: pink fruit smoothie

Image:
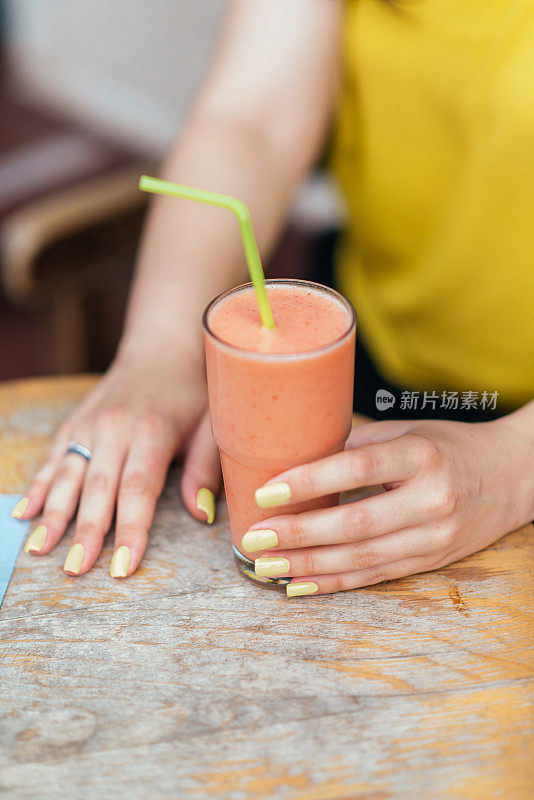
[203,279,356,584]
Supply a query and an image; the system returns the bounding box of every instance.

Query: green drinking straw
[139,175,275,329]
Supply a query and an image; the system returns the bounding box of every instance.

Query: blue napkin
[0,495,30,608]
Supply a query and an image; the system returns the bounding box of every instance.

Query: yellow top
[331,0,534,409]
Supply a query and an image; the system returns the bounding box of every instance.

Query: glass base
[232,544,292,590]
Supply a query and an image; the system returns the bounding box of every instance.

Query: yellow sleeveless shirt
[331,0,534,409]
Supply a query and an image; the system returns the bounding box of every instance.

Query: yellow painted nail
[254,557,290,577]
[63,543,85,575]
[110,546,131,578]
[287,582,319,598]
[12,497,29,519]
[255,482,291,508]
[242,529,278,553]
[24,525,47,553]
[197,487,215,524]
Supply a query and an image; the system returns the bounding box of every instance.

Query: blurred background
[0,0,344,381]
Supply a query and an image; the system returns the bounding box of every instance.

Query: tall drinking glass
[203,279,356,587]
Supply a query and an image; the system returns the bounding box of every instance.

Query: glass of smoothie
[203,279,356,587]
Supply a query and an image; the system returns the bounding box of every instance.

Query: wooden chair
[1,165,152,372]
[0,53,153,373]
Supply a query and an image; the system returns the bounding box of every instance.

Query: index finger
[17,422,73,519]
[255,434,428,509]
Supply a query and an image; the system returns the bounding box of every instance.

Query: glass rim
[202,278,356,361]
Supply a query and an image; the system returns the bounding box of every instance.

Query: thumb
[347,418,413,450]
[181,409,222,524]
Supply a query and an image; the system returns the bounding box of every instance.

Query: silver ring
[66,442,92,462]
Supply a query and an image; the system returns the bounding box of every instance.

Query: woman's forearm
[115,0,342,376]
[118,112,305,374]
[504,399,534,437]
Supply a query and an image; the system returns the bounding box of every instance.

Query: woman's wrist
[107,337,207,426]
[488,408,534,525]
[115,330,204,385]
[499,400,534,446]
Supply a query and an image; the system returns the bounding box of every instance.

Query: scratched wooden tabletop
[0,376,532,800]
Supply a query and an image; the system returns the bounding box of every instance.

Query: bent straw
[139,175,275,329]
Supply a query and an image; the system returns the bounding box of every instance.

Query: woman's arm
[16,0,343,578]
[119,0,343,372]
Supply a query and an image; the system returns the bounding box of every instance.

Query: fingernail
[255,482,291,508]
[287,582,319,598]
[63,543,85,575]
[12,497,29,518]
[241,529,278,553]
[197,487,215,524]
[24,525,47,553]
[110,546,131,578]
[254,556,290,577]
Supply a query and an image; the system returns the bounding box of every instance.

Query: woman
[13,1,534,594]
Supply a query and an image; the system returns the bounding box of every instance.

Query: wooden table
[1,376,533,800]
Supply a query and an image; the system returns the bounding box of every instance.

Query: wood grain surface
[0,376,533,800]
